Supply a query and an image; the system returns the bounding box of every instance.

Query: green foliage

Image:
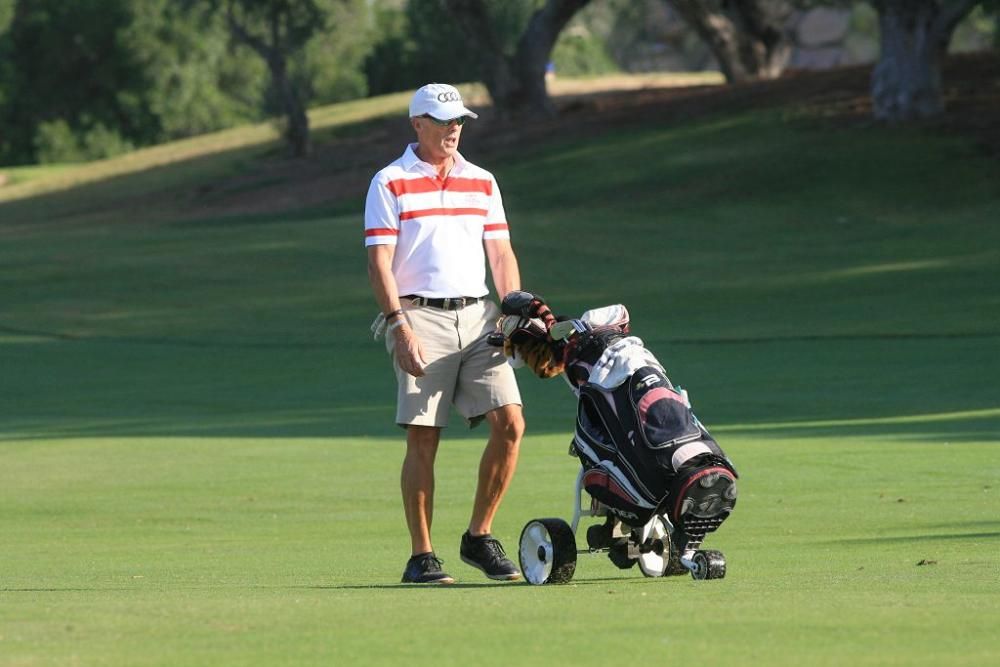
[290,0,371,105]
[31,120,83,164]
[0,0,272,164]
[0,0,155,164]
[124,0,269,139]
[0,0,372,164]
[0,4,10,158]
[0,0,12,32]
[225,0,328,51]
[364,0,480,95]
[952,2,999,52]
[33,119,135,164]
[364,0,539,95]
[551,28,618,76]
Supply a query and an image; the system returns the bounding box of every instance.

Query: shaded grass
[1,335,997,442]
[501,114,1000,338]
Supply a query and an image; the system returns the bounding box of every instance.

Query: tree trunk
[870,0,980,121]
[512,0,592,117]
[267,54,310,157]
[225,3,312,156]
[444,0,591,119]
[668,0,792,84]
[443,0,523,115]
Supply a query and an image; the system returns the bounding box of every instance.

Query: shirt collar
[401,143,467,175]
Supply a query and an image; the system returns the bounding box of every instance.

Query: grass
[1,82,999,665]
[2,433,996,666]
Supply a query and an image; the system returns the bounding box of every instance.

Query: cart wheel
[519,518,577,585]
[689,550,726,580]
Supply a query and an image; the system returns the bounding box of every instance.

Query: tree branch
[517,0,592,79]
[933,0,981,40]
[225,4,274,60]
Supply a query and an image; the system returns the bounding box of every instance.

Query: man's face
[412,115,464,162]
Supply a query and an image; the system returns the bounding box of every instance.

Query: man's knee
[489,405,525,444]
[406,426,441,460]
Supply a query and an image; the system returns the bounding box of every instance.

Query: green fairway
[1,101,999,665]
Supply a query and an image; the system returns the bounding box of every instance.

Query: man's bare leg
[468,404,525,536]
[402,425,441,555]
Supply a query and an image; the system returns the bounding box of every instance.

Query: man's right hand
[393,323,427,377]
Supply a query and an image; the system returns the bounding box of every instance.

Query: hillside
[135,51,1000,220]
[0,53,996,228]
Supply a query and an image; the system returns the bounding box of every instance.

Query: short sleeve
[364,173,400,247]
[482,173,509,240]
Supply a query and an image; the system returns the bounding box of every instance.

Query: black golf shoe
[460,531,521,581]
[401,552,455,585]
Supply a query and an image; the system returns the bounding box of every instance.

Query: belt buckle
[447,297,459,310]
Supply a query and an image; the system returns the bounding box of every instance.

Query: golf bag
[496,292,738,548]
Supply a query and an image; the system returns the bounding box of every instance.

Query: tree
[125,0,269,142]
[666,0,794,83]
[364,0,485,96]
[205,0,333,157]
[295,0,370,106]
[0,0,155,164]
[0,5,12,160]
[870,0,983,121]
[443,0,593,118]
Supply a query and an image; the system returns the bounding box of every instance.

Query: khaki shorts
[386,299,521,428]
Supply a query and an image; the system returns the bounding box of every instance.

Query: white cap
[409,83,479,120]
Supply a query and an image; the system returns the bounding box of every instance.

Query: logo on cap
[437,91,461,103]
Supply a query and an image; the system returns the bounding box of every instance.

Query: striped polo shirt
[364,144,510,298]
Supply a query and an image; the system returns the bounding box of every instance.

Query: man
[365,83,525,585]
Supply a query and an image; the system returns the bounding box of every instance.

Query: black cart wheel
[519,518,577,585]
[689,550,727,580]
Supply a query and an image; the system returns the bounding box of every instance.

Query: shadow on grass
[310,576,656,590]
[1,334,998,444]
[0,114,402,228]
[0,576,651,593]
[0,142,274,227]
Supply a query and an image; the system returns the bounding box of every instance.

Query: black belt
[404,295,483,310]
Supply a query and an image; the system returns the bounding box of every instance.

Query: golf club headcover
[505,335,564,379]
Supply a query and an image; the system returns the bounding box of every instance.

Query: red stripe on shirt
[399,208,488,220]
[444,177,492,195]
[386,176,492,197]
[483,223,509,232]
[365,228,399,237]
[386,177,440,196]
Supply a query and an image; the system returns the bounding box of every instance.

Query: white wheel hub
[637,515,670,577]
[519,521,555,585]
